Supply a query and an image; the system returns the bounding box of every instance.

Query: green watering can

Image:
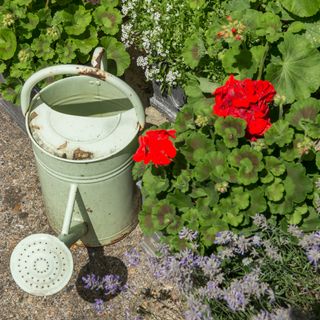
[10,48,145,296]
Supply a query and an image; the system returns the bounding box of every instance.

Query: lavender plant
[149,218,320,320]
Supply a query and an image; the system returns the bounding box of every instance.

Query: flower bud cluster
[273,93,286,106]
[18,49,33,63]
[46,26,60,40]
[3,13,15,27]
[195,115,209,127]
[217,16,245,41]
[297,137,313,156]
[215,181,229,193]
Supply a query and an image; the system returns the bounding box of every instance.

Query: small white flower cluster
[165,69,181,86]
[121,23,134,48]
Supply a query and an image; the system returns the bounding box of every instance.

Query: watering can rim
[20,64,145,129]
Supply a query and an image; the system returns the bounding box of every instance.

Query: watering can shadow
[75,247,128,303]
[10,47,145,296]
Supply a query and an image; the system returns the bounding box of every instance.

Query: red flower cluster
[133,129,177,166]
[213,75,276,140]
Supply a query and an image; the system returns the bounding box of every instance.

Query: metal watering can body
[20,58,145,247]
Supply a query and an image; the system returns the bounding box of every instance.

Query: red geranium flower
[133,129,177,166]
[213,75,275,140]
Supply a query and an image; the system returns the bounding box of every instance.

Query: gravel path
[0,104,182,320]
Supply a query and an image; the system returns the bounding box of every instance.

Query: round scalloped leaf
[0,29,16,60]
[286,98,320,130]
[265,178,285,202]
[279,0,320,17]
[31,35,54,60]
[182,34,205,69]
[245,187,267,216]
[182,132,213,165]
[264,120,294,147]
[214,116,246,148]
[265,156,286,176]
[228,145,264,185]
[284,162,313,204]
[166,216,184,235]
[172,170,191,193]
[142,170,169,197]
[139,198,157,235]
[181,208,201,230]
[201,222,229,248]
[265,34,320,103]
[100,37,130,76]
[300,207,320,232]
[304,122,320,139]
[317,153,320,169]
[166,191,193,209]
[268,198,294,215]
[100,0,119,7]
[287,204,308,225]
[151,200,176,230]
[174,104,195,133]
[72,26,98,55]
[260,170,275,184]
[188,0,206,9]
[93,6,122,35]
[64,6,92,35]
[231,186,250,210]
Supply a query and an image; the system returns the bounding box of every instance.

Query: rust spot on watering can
[30,124,40,130]
[73,148,93,160]
[78,67,106,80]
[29,111,38,121]
[57,141,68,150]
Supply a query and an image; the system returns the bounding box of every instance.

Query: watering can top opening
[21,64,145,162]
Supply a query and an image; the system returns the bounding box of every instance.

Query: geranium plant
[133,75,320,253]
[121,0,320,102]
[0,0,130,104]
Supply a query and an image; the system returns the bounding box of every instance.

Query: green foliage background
[0,0,130,104]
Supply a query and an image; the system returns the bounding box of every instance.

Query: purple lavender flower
[223,285,248,311]
[252,214,268,230]
[179,227,199,241]
[93,298,104,314]
[184,296,212,320]
[287,225,304,238]
[306,246,320,268]
[82,274,103,290]
[214,230,234,245]
[198,254,221,280]
[124,248,141,267]
[102,274,125,296]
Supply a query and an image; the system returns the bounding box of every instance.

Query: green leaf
[94,6,122,35]
[182,132,213,165]
[72,26,99,55]
[231,186,250,210]
[214,116,246,148]
[265,178,285,202]
[228,145,264,185]
[264,120,294,147]
[20,12,39,31]
[316,152,320,169]
[265,34,320,103]
[31,35,54,60]
[166,191,193,209]
[142,170,169,196]
[132,162,146,180]
[287,21,305,34]
[100,36,130,76]
[265,156,286,176]
[151,200,176,230]
[245,187,267,216]
[287,204,308,225]
[300,207,320,232]
[55,40,77,64]
[286,98,320,130]
[0,29,16,60]
[182,34,206,69]
[197,77,220,93]
[139,198,157,235]
[260,170,275,184]
[305,21,320,48]
[174,103,195,133]
[254,12,282,42]
[172,170,191,193]
[64,6,92,35]
[201,222,229,247]
[284,162,313,204]
[279,0,320,17]
[188,0,206,9]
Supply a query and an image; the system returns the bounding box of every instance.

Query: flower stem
[279,103,283,119]
[257,43,269,80]
[45,0,50,8]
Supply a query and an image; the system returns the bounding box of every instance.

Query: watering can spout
[10,184,89,296]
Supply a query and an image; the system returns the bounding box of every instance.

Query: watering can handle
[20,64,145,128]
